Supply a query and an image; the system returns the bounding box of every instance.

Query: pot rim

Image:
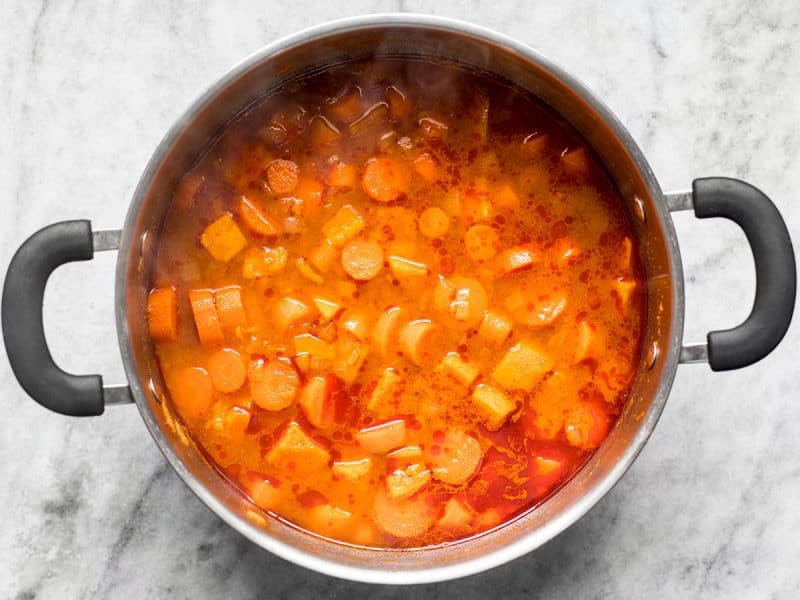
[115,12,684,584]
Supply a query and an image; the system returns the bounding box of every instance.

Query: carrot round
[329,161,357,189]
[248,358,299,411]
[189,289,223,346]
[429,430,482,485]
[239,196,282,236]
[373,491,434,538]
[418,207,450,238]
[171,366,213,421]
[208,348,246,393]
[433,276,488,328]
[341,240,384,281]
[267,159,300,195]
[398,319,441,366]
[564,401,610,449]
[148,287,178,342]
[464,224,500,261]
[361,156,410,202]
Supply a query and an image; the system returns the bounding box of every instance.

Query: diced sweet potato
[273,297,314,332]
[433,276,488,328]
[494,183,520,209]
[477,310,513,346]
[506,291,567,327]
[429,430,482,485]
[312,296,343,322]
[355,419,406,454]
[339,308,372,341]
[200,213,248,262]
[298,375,335,429]
[561,146,590,176]
[386,85,411,120]
[329,161,357,189]
[471,383,516,430]
[398,319,440,366]
[521,132,548,156]
[437,498,473,530]
[495,245,538,276]
[306,504,353,537]
[295,257,324,284]
[386,445,423,461]
[266,421,330,471]
[413,153,439,183]
[388,255,429,279]
[332,332,369,385]
[242,246,288,279]
[332,457,372,480]
[328,87,363,124]
[308,239,338,273]
[439,352,480,387]
[322,205,365,247]
[386,463,431,499]
[293,333,335,361]
[492,341,551,390]
[248,476,282,511]
[308,115,340,146]
[368,367,403,412]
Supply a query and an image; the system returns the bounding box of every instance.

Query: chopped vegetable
[561,146,590,176]
[429,430,482,485]
[439,352,480,387]
[614,278,637,314]
[266,420,330,471]
[339,308,372,341]
[398,319,440,366]
[534,456,562,475]
[293,333,335,361]
[341,240,384,280]
[295,257,324,284]
[433,276,488,328]
[332,332,368,384]
[464,224,501,261]
[368,367,403,411]
[207,348,246,393]
[437,498,474,530]
[386,463,431,498]
[322,205,365,247]
[492,341,551,390]
[413,153,439,183]
[308,115,340,146]
[239,196,282,236]
[372,306,405,356]
[386,85,411,120]
[355,419,406,454]
[418,206,450,238]
[312,296,343,322]
[189,289,223,346]
[273,296,314,332]
[170,366,213,421]
[495,245,537,276]
[308,239,338,273]
[242,246,288,279]
[148,287,178,342]
[267,159,300,195]
[388,255,429,279]
[248,476,282,511]
[200,213,248,262]
[215,286,246,335]
[362,156,410,203]
[574,320,599,364]
[477,310,513,346]
[373,490,434,538]
[472,383,516,430]
[329,161,357,189]
[249,358,299,411]
[298,375,335,429]
[332,458,372,480]
[564,402,610,449]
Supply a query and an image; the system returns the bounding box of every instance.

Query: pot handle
[668,177,796,370]
[1,220,133,416]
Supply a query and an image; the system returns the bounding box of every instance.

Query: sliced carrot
[477,310,513,346]
[249,357,299,411]
[565,402,610,449]
[386,85,411,120]
[355,419,406,454]
[388,255,429,279]
[200,213,248,262]
[362,156,410,203]
[433,276,488,328]
[398,319,440,367]
[339,308,373,341]
[148,287,178,342]
[214,286,246,335]
[472,383,516,430]
[429,430,482,485]
[332,332,369,385]
[266,420,330,471]
[298,375,335,429]
[437,498,474,530]
[368,367,403,412]
[308,239,338,273]
[341,240,384,281]
[495,244,538,276]
[266,159,299,195]
[322,205,365,247]
[170,366,213,421]
[329,161,357,189]
[386,463,431,499]
[372,306,405,356]
[308,115,340,146]
[464,224,501,261]
[413,153,439,183]
[208,348,246,393]
[242,246,288,279]
[189,289,223,346]
[238,196,282,236]
[332,457,372,480]
[373,490,434,538]
[492,341,551,390]
[439,352,480,387]
[418,206,450,238]
[273,297,314,333]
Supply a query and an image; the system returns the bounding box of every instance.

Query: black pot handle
[673,178,796,371]
[2,220,131,416]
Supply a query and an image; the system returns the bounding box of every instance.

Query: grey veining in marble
[1,1,799,598]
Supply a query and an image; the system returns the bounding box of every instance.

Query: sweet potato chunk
[368,367,403,412]
[437,498,473,530]
[322,205,365,247]
[266,421,330,470]
[332,458,372,480]
[472,383,516,430]
[477,310,513,346]
[273,297,314,332]
[298,375,335,429]
[356,419,406,454]
[200,213,247,262]
[439,352,480,387]
[492,341,551,390]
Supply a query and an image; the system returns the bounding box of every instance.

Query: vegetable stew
[148,58,646,548]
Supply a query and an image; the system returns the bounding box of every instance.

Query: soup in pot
[147,58,646,548]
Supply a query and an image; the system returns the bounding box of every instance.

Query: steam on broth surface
[148,58,646,548]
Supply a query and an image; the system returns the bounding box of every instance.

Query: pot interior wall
[119,20,680,577]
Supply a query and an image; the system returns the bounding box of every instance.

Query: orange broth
[147,58,646,548]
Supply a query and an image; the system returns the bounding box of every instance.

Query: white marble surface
[1,1,798,598]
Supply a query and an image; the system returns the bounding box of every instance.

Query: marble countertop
[1,1,798,598]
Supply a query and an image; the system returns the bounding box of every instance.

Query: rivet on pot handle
[667,177,796,371]
[1,220,133,416]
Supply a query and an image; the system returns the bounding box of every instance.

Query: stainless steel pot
[2,14,795,584]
